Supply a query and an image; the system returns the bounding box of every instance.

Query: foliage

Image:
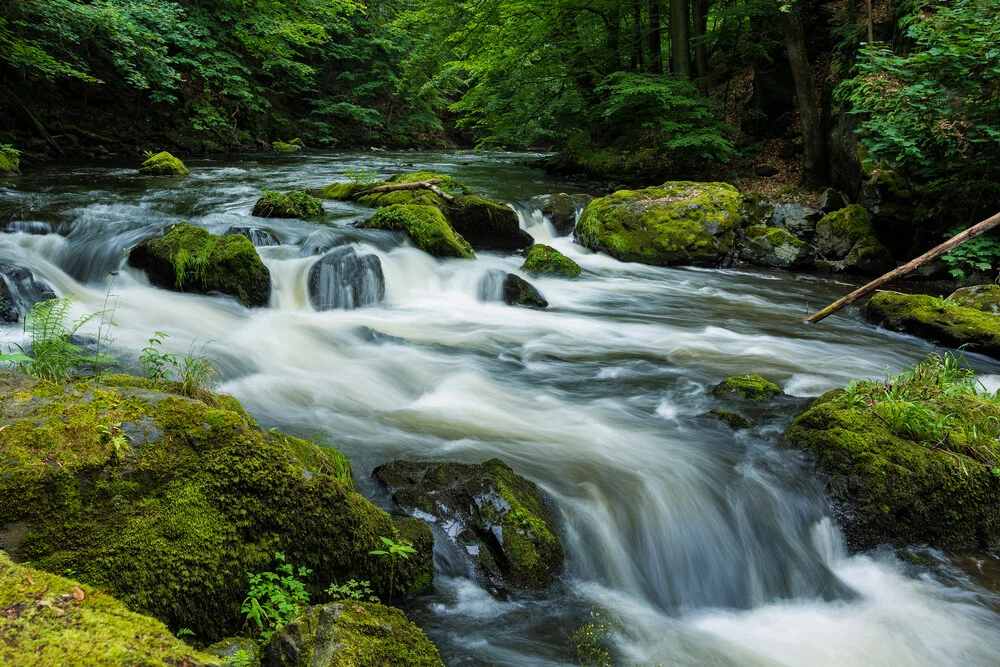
[139,331,219,397]
[369,536,416,600]
[569,606,617,667]
[326,579,379,603]
[0,144,20,168]
[345,167,379,188]
[242,552,312,643]
[940,226,1000,283]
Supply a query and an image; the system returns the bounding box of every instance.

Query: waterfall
[308,245,386,311]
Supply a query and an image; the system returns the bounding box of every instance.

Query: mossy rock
[949,285,1000,314]
[128,222,272,307]
[862,291,1000,358]
[521,244,582,278]
[783,390,1000,551]
[711,374,783,401]
[540,193,588,236]
[574,181,741,267]
[351,172,469,211]
[699,409,752,430]
[502,274,548,309]
[0,150,21,176]
[262,602,443,667]
[273,141,302,152]
[208,637,260,667]
[313,183,368,201]
[738,194,775,228]
[448,196,533,252]
[844,235,895,275]
[373,458,565,591]
[738,226,816,269]
[139,151,189,176]
[252,191,324,219]
[0,550,219,666]
[358,205,475,259]
[0,371,434,642]
[813,205,894,275]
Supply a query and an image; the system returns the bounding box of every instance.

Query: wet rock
[262,602,443,667]
[373,458,565,591]
[138,151,189,176]
[575,181,740,267]
[770,203,823,241]
[308,246,385,311]
[814,205,895,276]
[207,637,259,667]
[739,195,776,228]
[449,196,533,252]
[738,226,816,269]
[272,139,303,152]
[521,244,581,278]
[540,193,591,235]
[252,191,324,219]
[0,266,54,323]
[358,204,475,259]
[700,409,752,430]
[712,374,783,401]
[225,226,280,247]
[948,285,1000,314]
[818,188,850,213]
[502,274,548,309]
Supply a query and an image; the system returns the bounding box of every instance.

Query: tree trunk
[632,0,645,72]
[803,209,1000,323]
[354,179,455,204]
[781,4,824,187]
[866,0,874,46]
[670,0,691,78]
[694,0,709,82]
[649,0,663,74]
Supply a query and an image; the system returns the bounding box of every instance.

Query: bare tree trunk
[781,3,824,187]
[694,0,709,82]
[804,210,1000,323]
[354,179,455,204]
[670,0,691,78]
[632,0,645,72]
[649,0,663,74]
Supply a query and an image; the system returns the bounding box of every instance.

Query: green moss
[711,374,783,401]
[252,191,324,219]
[139,151,189,176]
[700,409,752,430]
[127,222,271,307]
[0,371,434,642]
[574,181,740,267]
[822,204,872,242]
[274,432,354,488]
[314,182,366,200]
[949,285,1000,314]
[844,234,895,275]
[357,189,448,211]
[388,171,469,196]
[0,151,20,176]
[862,291,1000,358]
[272,141,301,152]
[521,244,582,278]
[745,225,806,249]
[0,551,219,666]
[359,204,475,259]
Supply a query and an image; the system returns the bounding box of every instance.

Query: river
[2,150,1000,665]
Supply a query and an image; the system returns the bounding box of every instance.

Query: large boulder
[448,196,533,252]
[0,551,217,666]
[521,244,581,278]
[814,205,895,275]
[308,246,385,311]
[574,181,741,267]
[0,265,53,323]
[738,226,816,269]
[128,222,272,307]
[862,291,1000,358]
[540,193,591,235]
[0,372,434,642]
[139,151,189,176]
[355,172,469,211]
[262,602,443,667]
[373,459,565,591]
[358,205,475,259]
[252,191,324,219]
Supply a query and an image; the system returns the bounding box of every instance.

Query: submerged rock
[128,222,272,307]
[0,551,216,666]
[712,374,783,401]
[948,284,1000,314]
[262,602,443,667]
[700,409,752,430]
[449,196,533,252]
[814,205,894,276]
[738,226,816,269]
[0,371,434,642]
[575,181,740,267]
[226,225,280,247]
[862,291,1000,358]
[308,246,385,311]
[358,204,475,259]
[502,273,548,309]
[0,265,54,323]
[521,244,582,278]
[138,151,189,176]
[373,458,565,591]
[252,191,324,219]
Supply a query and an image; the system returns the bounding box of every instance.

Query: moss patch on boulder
[359,205,475,259]
[0,371,434,642]
[139,151,189,176]
[814,205,894,275]
[449,196,533,252]
[738,226,816,269]
[711,374,783,400]
[521,244,582,278]
[273,141,302,152]
[128,222,272,307]
[574,181,740,267]
[862,291,1000,358]
[373,458,564,591]
[699,409,752,430]
[0,550,218,667]
[252,191,324,219]
[949,285,1000,314]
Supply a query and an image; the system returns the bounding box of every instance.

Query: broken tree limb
[803,208,1000,324]
[353,179,455,203]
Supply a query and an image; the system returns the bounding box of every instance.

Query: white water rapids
[2,151,1000,665]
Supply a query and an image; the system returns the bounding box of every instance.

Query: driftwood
[353,179,455,204]
[803,209,1000,324]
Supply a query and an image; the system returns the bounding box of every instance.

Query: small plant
[370,536,416,601]
[175,627,195,639]
[241,552,312,643]
[344,167,379,188]
[11,297,116,381]
[139,332,219,397]
[142,149,156,160]
[230,649,254,667]
[0,144,20,167]
[569,606,617,667]
[326,579,378,603]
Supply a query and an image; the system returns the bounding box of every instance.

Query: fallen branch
[353,179,455,203]
[803,209,1000,324]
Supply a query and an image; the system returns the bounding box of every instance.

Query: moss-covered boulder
[139,151,189,176]
[0,149,21,176]
[208,637,260,667]
[502,274,548,309]
[699,409,752,430]
[314,182,367,201]
[373,458,565,591]
[540,193,590,236]
[814,205,894,275]
[252,191,324,219]
[128,222,272,307]
[358,205,475,259]
[273,140,303,152]
[738,226,816,269]
[520,244,582,278]
[262,602,443,667]
[574,181,741,267]
[949,284,1000,314]
[0,550,219,666]
[712,374,783,400]
[0,371,434,642]
[353,172,470,211]
[862,291,1000,358]
[448,196,533,252]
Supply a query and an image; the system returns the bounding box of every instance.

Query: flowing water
[3,151,1000,665]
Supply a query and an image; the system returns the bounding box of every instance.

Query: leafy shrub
[940,227,1000,284]
[241,552,312,643]
[139,331,219,397]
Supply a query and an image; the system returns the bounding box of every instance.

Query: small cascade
[307,245,385,311]
[7,220,52,235]
[476,269,507,302]
[0,265,55,322]
[509,201,557,242]
[226,225,280,247]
